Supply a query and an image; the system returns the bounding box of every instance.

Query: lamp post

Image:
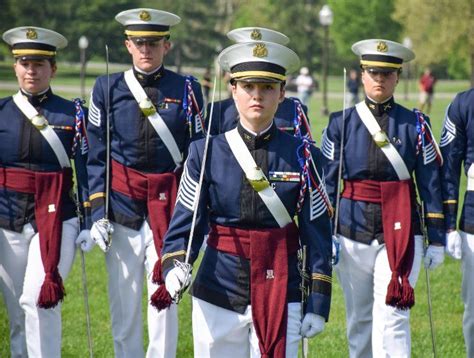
[78,36,89,100]
[402,37,412,101]
[319,4,333,116]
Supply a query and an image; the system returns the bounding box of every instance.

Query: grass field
[0,67,471,357]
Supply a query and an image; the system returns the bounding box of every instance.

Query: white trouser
[0,217,78,358]
[461,231,474,357]
[335,235,423,358]
[106,221,178,358]
[192,297,302,358]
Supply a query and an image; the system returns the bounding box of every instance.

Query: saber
[173,73,218,303]
[333,67,347,234]
[71,158,93,357]
[80,250,93,358]
[70,99,93,356]
[331,68,347,264]
[421,203,437,357]
[105,45,111,220]
[103,44,112,250]
[298,245,310,358]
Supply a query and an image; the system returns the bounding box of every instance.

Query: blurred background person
[295,66,316,105]
[345,68,360,108]
[418,67,437,114]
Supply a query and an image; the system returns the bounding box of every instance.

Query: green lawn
[0,73,469,357]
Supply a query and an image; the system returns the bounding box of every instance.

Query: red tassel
[37,272,65,309]
[385,273,401,307]
[150,285,172,311]
[398,277,415,310]
[152,260,163,285]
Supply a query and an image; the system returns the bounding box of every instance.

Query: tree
[393,0,473,83]
[328,0,402,67]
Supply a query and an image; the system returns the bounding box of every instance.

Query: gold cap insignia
[250,29,262,40]
[376,41,388,53]
[26,28,38,40]
[253,43,268,58]
[139,10,151,21]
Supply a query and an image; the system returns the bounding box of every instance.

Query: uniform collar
[237,121,276,150]
[365,96,394,116]
[133,65,165,87]
[20,87,52,107]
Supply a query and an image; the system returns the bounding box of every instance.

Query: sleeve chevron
[176,162,199,211]
[88,91,101,127]
[321,128,335,160]
[310,174,330,220]
[440,113,456,147]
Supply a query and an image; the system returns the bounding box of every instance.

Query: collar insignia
[383,103,392,111]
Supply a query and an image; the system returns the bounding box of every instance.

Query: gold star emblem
[139,10,151,21]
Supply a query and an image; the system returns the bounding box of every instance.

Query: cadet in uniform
[162,41,332,357]
[207,27,311,139]
[82,8,203,358]
[322,39,445,357]
[0,27,89,357]
[440,88,474,357]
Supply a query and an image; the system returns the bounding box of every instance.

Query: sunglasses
[130,38,163,48]
[365,70,398,79]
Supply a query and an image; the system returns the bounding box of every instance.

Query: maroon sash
[0,166,72,308]
[342,179,415,309]
[207,223,299,358]
[111,160,181,309]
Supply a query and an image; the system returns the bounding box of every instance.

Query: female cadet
[322,39,445,357]
[0,27,88,357]
[161,41,333,357]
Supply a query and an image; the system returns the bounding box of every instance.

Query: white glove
[424,245,445,270]
[300,313,325,338]
[446,231,462,260]
[90,218,114,252]
[165,264,192,300]
[75,229,95,252]
[332,235,341,265]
